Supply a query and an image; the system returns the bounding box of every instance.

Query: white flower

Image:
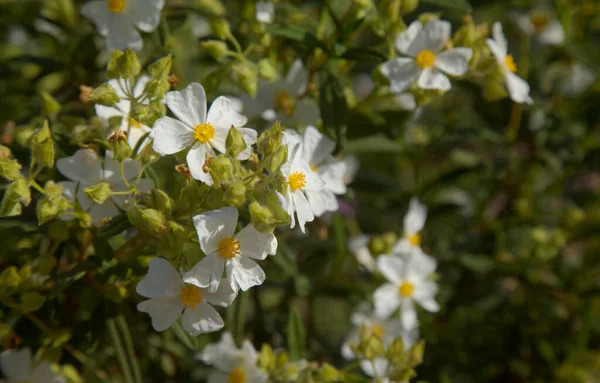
[241,60,319,126]
[486,22,533,104]
[56,149,153,224]
[393,198,427,253]
[191,14,211,38]
[0,348,64,383]
[96,75,152,151]
[183,207,277,293]
[136,258,237,335]
[359,358,390,382]
[341,303,418,360]
[81,0,165,51]
[374,249,439,330]
[348,235,376,272]
[151,83,256,185]
[380,20,473,93]
[562,63,596,98]
[255,2,275,24]
[199,332,268,383]
[277,141,325,233]
[515,9,564,45]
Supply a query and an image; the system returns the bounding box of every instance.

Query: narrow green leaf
[339,47,387,62]
[171,320,201,350]
[266,25,329,53]
[319,71,348,153]
[421,0,472,12]
[287,308,306,360]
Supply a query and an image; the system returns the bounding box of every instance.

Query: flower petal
[435,47,473,76]
[103,151,141,183]
[404,197,427,235]
[319,160,347,194]
[302,126,335,165]
[417,67,451,90]
[395,21,423,55]
[505,71,533,104]
[151,116,194,156]
[56,149,103,185]
[373,283,401,319]
[235,127,258,160]
[306,189,338,217]
[136,257,184,298]
[137,297,184,331]
[193,206,238,255]
[292,100,320,126]
[105,19,143,51]
[413,281,440,312]
[405,20,451,57]
[400,299,418,330]
[81,1,111,36]
[292,190,314,233]
[128,0,164,32]
[285,59,308,94]
[538,20,565,45]
[380,58,421,94]
[377,255,405,284]
[204,279,238,307]
[227,257,266,291]
[182,254,225,292]
[206,96,248,130]
[490,22,508,57]
[30,361,63,383]
[236,224,277,260]
[88,200,120,224]
[186,143,215,185]
[181,302,224,335]
[165,82,207,127]
[1,349,31,381]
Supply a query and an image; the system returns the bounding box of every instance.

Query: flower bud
[197,0,226,15]
[234,61,258,97]
[267,146,288,173]
[108,130,132,161]
[157,221,186,258]
[148,55,172,89]
[226,127,248,158]
[257,121,282,157]
[224,180,246,206]
[90,83,120,107]
[0,177,31,217]
[127,207,166,235]
[363,335,385,360]
[209,18,231,39]
[83,182,112,204]
[319,363,342,382]
[209,155,234,184]
[201,40,229,61]
[43,180,64,200]
[0,156,22,181]
[400,0,419,14]
[130,100,166,127]
[249,190,290,231]
[107,49,141,79]
[149,188,173,217]
[258,59,278,81]
[40,92,61,116]
[31,120,54,168]
[37,195,68,225]
[407,340,425,366]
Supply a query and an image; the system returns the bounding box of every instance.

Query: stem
[29,180,45,194]
[120,162,132,188]
[117,315,143,383]
[507,36,531,142]
[107,318,135,383]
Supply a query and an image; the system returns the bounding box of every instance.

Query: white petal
[395,21,423,55]
[193,206,238,255]
[127,124,151,150]
[103,151,140,183]
[186,143,215,185]
[342,155,359,184]
[276,191,295,229]
[380,58,421,94]
[132,75,152,98]
[562,63,596,98]
[413,281,440,312]
[538,20,565,45]
[392,238,413,254]
[182,254,225,292]
[319,161,347,194]
[515,14,535,35]
[400,300,418,330]
[373,283,401,319]
[56,149,103,185]
[151,116,194,155]
[181,303,224,335]
[255,1,275,24]
[505,71,533,104]
[1,349,31,381]
[435,48,473,76]
[137,297,184,331]
[136,258,184,298]
[290,154,324,191]
[128,0,164,32]
[404,197,427,235]
[235,224,277,260]
[306,189,338,217]
[81,1,111,36]
[360,358,389,378]
[302,126,335,165]
[164,83,207,127]
[491,22,508,57]
[201,332,238,371]
[134,178,154,194]
[88,200,120,224]
[348,235,376,272]
[105,19,143,51]
[377,255,405,284]
[408,248,437,276]
[292,100,320,126]
[405,20,451,57]
[228,257,266,291]
[486,38,506,63]
[206,96,248,130]
[417,67,451,90]
[30,361,64,383]
[204,279,238,307]
[292,190,314,233]
[235,127,258,160]
[285,59,308,94]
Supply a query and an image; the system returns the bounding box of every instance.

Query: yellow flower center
[371,324,385,338]
[194,122,215,144]
[399,281,415,297]
[180,285,202,308]
[530,14,550,32]
[408,233,421,246]
[107,0,125,13]
[275,92,295,116]
[504,54,517,73]
[129,117,142,128]
[219,237,241,259]
[415,50,436,69]
[288,171,306,191]
[227,368,246,383]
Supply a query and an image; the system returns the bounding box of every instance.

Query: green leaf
[287,308,306,360]
[266,25,329,53]
[566,40,600,74]
[171,321,201,350]
[339,47,387,62]
[319,71,348,153]
[339,18,365,43]
[21,291,46,313]
[421,0,472,12]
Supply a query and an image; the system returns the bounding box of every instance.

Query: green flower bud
[0,177,31,217]
[258,59,279,81]
[318,363,342,382]
[197,0,226,15]
[127,207,166,235]
[43,180,64,200]
[143,79,165,101]
[389,368,416,382]
[107,49,141,79]
[257,121,282,157]
[130,100,166,127]
[148,54,172,91]
[368,236,386,256]
[209,155,234,184]
[31,120,54,168]
[83,182,112,204]
[417,12,439,24]
[201,40,229,61]
[40,91,61,116]
[267,145,288,173]
[364,335,386,360]
[90,83,120,106]
[0,156,22,181]
[209,18,231,39]
[226,127,248,158]
[257,344,276,371]
[400,0,419,14]
[482,79,509,101]
[157,221,186,258]
[150,188,173,217]
[407,340,425,366]
[108,130,132,161]
[224,180,246,206]
[249,190,290,231]
[234,62,258,97]
[36,196,68,225]
[387,337,406,364]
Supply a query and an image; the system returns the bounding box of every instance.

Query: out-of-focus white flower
[191,14,211,38]
[515,9,564,45]
[381,20,473,93]
[56,149,153,224]
[562,63,596,98]
[183,207,277,293]
[81,0,165,51]
[96,75,152,151]
[348,235,376,272]
[374,249,439,330]
[242,60,319,126]
[255,2,275,24]
[486,22,533,104]
[151,83,257,185]
[199,332,268,383]
[137,258,237,335]
[0,349,64,383]
[393,198,427,253]
[277,141,325,233]
[359,358,391,382]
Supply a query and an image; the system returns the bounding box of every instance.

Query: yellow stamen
[530,14,550,32]
[194,122,215,144]
[227,368,246,383]
[288,171,306,191]
[371,324,385,338]
[415,50,436,69]
[107,0,125,13]
[399,281,415,297]
[219,237,241,259]
[129,117,142,128]
[408,233,421,247]
[275,92,295,116]
[504,54,517,73]
[180,285,202,308]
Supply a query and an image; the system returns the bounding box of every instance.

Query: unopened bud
[268,145,287,173]
[224,180,246,206]
[258,59,278,81]
[0,155,21,181]
[257,121,282,157]
[202,40,229,61]
[226,127,247,158]
[209,155,234,183]
[90,83,120,106]
[31,120,54,168]
[0,177,31,217]
[107,49,141,79]
[209,18,231,39]
[108,130,132,161]
[84,182,112,204]
[400,0,419,14]
[127,207,166,235]
[234,62,258,97]
[150,188,173,217]
[40,92,61,116]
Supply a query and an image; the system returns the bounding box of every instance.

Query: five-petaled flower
[392,197,427,254]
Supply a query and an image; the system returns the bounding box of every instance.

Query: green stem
[120,162,132,188]
[117,315,143,383]
[107,318,135,383]
[507,36,531,142]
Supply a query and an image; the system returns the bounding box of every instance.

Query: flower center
[194,122,215,144]
[227,368,246,383]
[504,54,517,73]
[530,14,550,31]
[288,171,306,191]
[399,281,415,297]
[370,324,385,338]
[107,0,125,13]
[219,237,241,259]
[275,92,295,117]
[408,233,421,246]
[129,118,142,128]
[416,50,436,69]
[180,285,202,308]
